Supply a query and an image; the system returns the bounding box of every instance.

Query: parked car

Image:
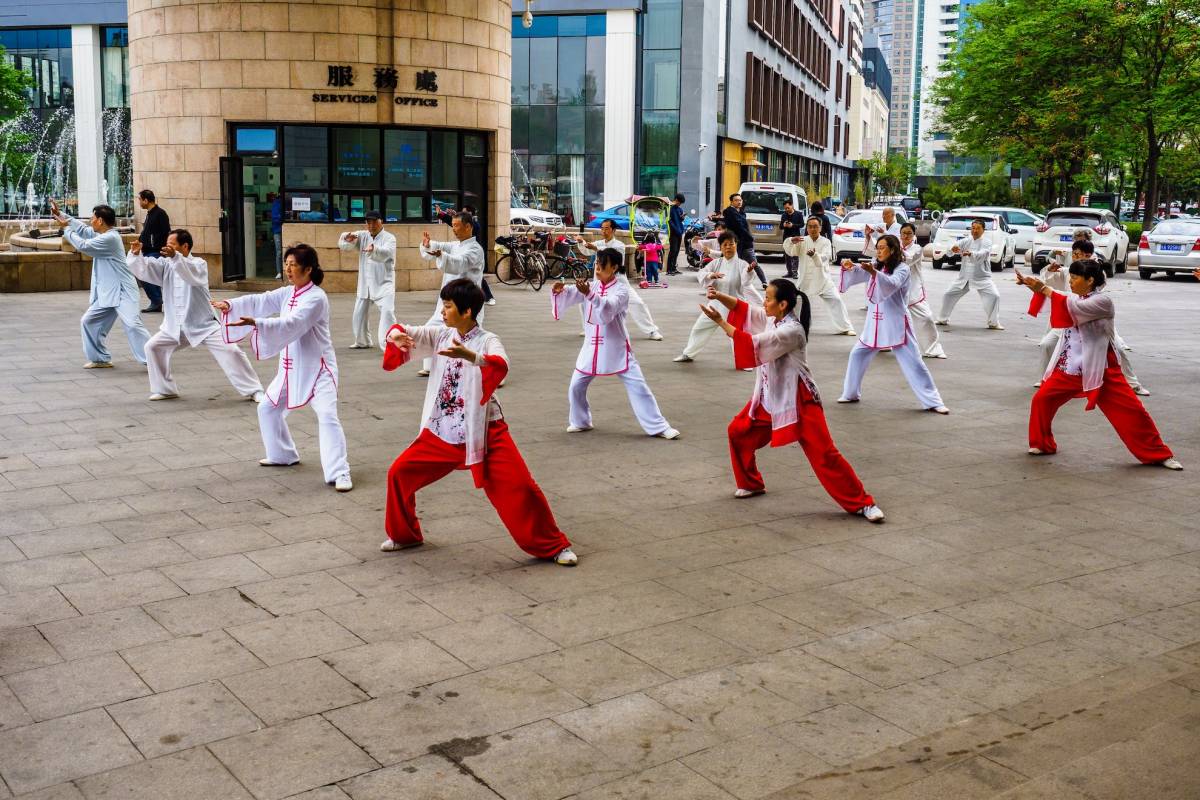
[929,213,1016,271]
[1028,207,1130,276]
[738,182,808,255]
[831,208,910,263]
[1136,219,1200,279]
[954,206,1044,254]
[510,203,562,230]
[873,196,934,243]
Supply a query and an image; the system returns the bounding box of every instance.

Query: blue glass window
[235,128,277,154]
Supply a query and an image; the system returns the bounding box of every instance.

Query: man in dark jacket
[810,201,832,242]
[137,189,170,312]
[722,193,767,289]
[667,193,685,276]
[780,199,805,278]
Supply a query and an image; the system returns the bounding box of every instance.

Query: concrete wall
[677,0,721,216]
[127,0,513,289]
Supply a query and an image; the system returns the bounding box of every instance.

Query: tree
[0,46,28,119]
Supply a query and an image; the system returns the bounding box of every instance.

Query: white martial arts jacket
[902,242,926,305]
[728,300,821,446]
[127,253,219,347]
[223,282,337,409]
[338,229,397,302]
[65,219,137,310]
[783,235,836,296]
[862,221,902,255]
[589,236,641,289]
[552,277,633,376]
[382,322,508,478]
[699,255,764,318]
[1040,290,1118,402]
[840,261,913,350]
[953,234,993,280]
[420,236,485,324]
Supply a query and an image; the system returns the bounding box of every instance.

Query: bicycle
[494,234,547,290]
[543,234,593,282]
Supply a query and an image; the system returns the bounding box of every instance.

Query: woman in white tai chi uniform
[418,211,485,375]
[899,222,946,358]
[552,248,679,439]
[674,232,763,363]
[782,217,855,335]
[128,229,263,402]
[339,210,397,350]
[213,244,352,492]
[837,234,950,413]
[581,219,663,340]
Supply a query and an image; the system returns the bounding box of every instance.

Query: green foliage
[1124,222,1143,241]
[0,46,29,120]
[861,150,926,197]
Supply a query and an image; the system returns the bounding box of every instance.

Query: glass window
[557,106,584,155]
[332,193,379,221]
[586,14,606,36]
[511,106,530,153]
[236,127,278,154]
[558,16,587,36]
[430,131,459,190]
[643,0,682,49]
[284,126,327,188]
[585,36,605,104]
[383,129,426,190]
[333,128,380,189]
[641,110,679,166]
[642,51,680,110]
[529,106,556,155]
[432,193,461,221]
[464,134,486,159]
[585,106,604,155]
[528,38,558,104]
[639,166,678,198]
[386,194,427,222]
[557,37,586,104]
[511,38,529,105]
[285,191,331,221]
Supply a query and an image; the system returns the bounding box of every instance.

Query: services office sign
[312,65,440,106]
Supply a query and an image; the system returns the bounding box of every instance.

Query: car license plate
[853,231,863,238]
[755,224,774,231]
[1160,243,1182,252]
[1059,235,1073,242]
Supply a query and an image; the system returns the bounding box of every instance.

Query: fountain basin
[0,232,138,292]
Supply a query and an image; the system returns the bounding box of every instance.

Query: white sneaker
[988,323,1006,330]
[83,361,114,369]
[1033,381,1042,388]
[565,425,592,433]
[147,393,179,401]
[259,458,298,467]
[349,343,371,349]
[554,547,579,566]
[734,488,764,498]
[417,368,431,377]
[934,319,949,326]
[1160,458,1183,471]
[1133,386,1151,396]
[251,390,266,403]
[656,427,681,440]
[648,331,664,341]
[486,298,497,306]
[380,538,422,552]
[275,273,282,280]
[578,331,586,337]
[836,397,859,403]
[334,475,353,492]
[1028,447,1046,455]
[929,405,950,415]
[858,505,885,523]
[925,352,948,359]
[839,329,858,336]
[672,354,693,362]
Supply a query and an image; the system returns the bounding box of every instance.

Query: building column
[603,9,637,208]
[71,25,105,213]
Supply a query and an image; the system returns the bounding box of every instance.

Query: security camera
[697,143,708,152]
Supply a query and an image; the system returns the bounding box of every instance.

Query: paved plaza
[0,260,1199,799]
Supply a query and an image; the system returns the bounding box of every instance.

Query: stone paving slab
[0,263,1199,797]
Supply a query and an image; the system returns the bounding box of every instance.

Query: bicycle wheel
[543,255,567,281]
[494,253,526,286]
[527,253,547,291]
[566,260,591,281]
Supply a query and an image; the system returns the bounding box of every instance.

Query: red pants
[1029,361,1172,463]
[385,422,570,558]
[727,397,874,513]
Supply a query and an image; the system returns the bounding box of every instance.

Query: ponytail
[768,278,811,336]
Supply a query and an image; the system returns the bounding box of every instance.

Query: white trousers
[580,288,660,337]
[682,313,724,359]
[938,272,1000,326]
[257,371,350,483]
[146,329,263,397]
[351,294,396,350]
[841,338,945,409]
[1037,328,1144,390]
[810,284,855,333]
[907,300,946,357]
[81,302,150,365]
[567,360,670,435]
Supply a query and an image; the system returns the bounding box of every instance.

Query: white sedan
[831,208,910,262]
[929,213,1016,271]
[956,206,1044,253]
[1028,207,1129,276]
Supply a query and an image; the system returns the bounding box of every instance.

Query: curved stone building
[127,0,512,290]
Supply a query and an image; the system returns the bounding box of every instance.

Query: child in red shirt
[638,232,664,285]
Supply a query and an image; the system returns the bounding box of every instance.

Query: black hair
[92,205,117,227]
[729,192,742,201]
[440,277,485,320]
[876,234,902,273]
[138,189,155,202]
[806,216,822,227]
[900,222,916,234]
[642,231,659,244]
[674,193,685,203]
[784,198,794,207]
[1068,259,1106,289]
[462,204,476,214]
[973,218,989,228]
[600,218,616,230]
[768,279,811,335]
[284,243,324,285]
[168,228,193,250]
[717,231,736,245]
[454,211,474,229]
[810,201,824,214]
[596,247,624,272]
[1072,239,1095,256]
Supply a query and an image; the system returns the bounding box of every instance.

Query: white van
[736,182,808,254]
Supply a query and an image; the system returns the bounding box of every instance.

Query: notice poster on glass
[292,196,311,212]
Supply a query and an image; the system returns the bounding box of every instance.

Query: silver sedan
[1137,220,1200,279]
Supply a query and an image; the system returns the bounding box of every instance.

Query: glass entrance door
[219,156,245,282]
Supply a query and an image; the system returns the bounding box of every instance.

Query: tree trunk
[1143,126,1161,228]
